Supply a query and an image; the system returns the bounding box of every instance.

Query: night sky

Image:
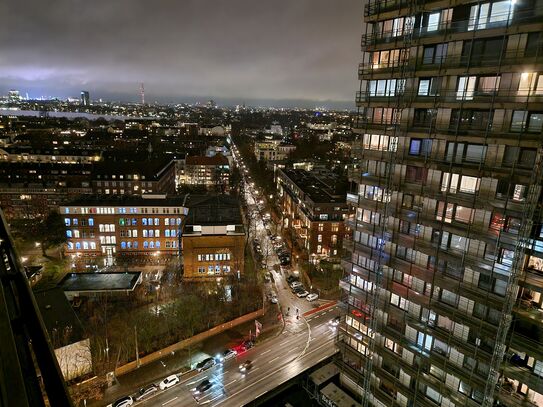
[0,0,362,107]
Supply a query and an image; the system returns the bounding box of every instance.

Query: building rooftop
[185,194,242,226]
[59,272,142,292]
[320,383,360,407]
[63,193,191,208]
[34,287,86,346]
[280,168,347,204]
[186,154,228,166]
[309,362,339,387]
[92,158,174,179]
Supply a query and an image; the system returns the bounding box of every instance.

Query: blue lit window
[142,218,147,226]
[154,218,160,226]
[165,230,170,237]
[156,241,160,248]
[409,139,422,155]
[143,241,148,248]
[64,208,70,214]
[88,218,94,226]
[72,218,78,226]
[121,241,126,249]
[127,242,132,249]
[64,218,71,226]
[75,242,81,250]
[134,241,139,248]
[150,241,155,248]
[67,242,74,250]
[66,230,72,238]
[176,218,182,225]
[132,218,137,225]
[171,229,176,237]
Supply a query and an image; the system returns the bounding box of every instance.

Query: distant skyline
[0,0,361,109]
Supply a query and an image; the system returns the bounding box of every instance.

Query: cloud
[0,0,362,106]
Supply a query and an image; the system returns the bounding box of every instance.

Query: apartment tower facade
[339,1,543,407]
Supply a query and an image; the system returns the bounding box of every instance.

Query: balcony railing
[362,6,542,48]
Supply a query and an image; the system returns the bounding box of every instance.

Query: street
[135,305,338,407]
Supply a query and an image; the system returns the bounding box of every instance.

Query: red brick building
[276,168,351,259]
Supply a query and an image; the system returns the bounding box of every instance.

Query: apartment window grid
[341,1,543,407]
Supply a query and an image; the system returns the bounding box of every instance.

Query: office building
[80,91,90,106]
[338,1,543,407]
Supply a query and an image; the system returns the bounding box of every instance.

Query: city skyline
[0,0,361,108]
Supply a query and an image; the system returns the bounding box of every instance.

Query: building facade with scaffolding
[338,0,543,406]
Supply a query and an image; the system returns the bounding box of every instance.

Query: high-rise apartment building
[339,1,543,407]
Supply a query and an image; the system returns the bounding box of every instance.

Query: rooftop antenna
[140,83,145,105]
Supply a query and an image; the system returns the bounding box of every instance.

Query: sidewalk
[86,306,282,407]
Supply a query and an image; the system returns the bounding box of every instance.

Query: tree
[36,211,68,257]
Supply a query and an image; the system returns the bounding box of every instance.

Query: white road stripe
[268,356,280,363]
[225,379,237,387]
[261,349,272,355]
[162,397,178,406]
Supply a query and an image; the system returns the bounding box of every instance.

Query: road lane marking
[225,379,237,387]
[261,349,272,355]
[268,356,280,363]
[162,397,178,405]
[186,376,208,385]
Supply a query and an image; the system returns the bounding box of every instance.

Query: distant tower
[140,83,145,105]
[80,91,90,106]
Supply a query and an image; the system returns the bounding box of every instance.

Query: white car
[290,281,303,289]
[159,374,180,390]
[296,290,309,298]
[270,295,278,304]
[306,293,319,302]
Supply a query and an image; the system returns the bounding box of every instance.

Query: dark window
[413,108,437,127]
[462,37,505,66]
[450,109,492,130]
[422,43,448,64]
[525,32,543,58]
[405,165,428,183]
[402,194,414,208]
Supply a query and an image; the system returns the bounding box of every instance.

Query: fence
[114,307,265,376]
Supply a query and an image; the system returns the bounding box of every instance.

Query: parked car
[135,384,158,401]
[286,275,299,283]
[292,286,306,294]
[196,357,216,372]
[194,379,213,394]
[296,290,309,298]
[306,293,319,302]
[239,360,253,373]
[113,396,134,407]
[159,375,179,390]
[290,281,303,289]
[270,295,278,304]
[217,349,237,363]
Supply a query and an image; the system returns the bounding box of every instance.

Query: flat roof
[185,195,242,226]
[59,272,141,292]
[309,362,339,386]
[280,169,347,204]
[34,287,85,345]
[63,194,191,208]
[320,383,360,407]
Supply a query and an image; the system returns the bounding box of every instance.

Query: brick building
[182,195,245,280]
[60,195,189,264]
[276,168,351,259]
[91,159,176,196]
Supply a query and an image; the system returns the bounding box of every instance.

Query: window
[450,109,492,130]
[417,332,433,351]
[422,43,448,65]
[405,165,428,184]
[409,138,432,156]
[64,218,71,226]
[462,37,505,66]
[477,75,500,94]
[424,8,452,32]
[445,142,487,163]
[442,173,480,194]
[534,361,543,378]
[503,147,537,168]
[418,77,441,96]
[368,79,405,97]
[370,48,409,69]
[518,72,537,96]
[362,134,398,152]
[526,33,543,58]
[457,76,477,100]
[511,111,543,133]
[468,1,514,31]
[413,108,437,127]
[66,230,72,238]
